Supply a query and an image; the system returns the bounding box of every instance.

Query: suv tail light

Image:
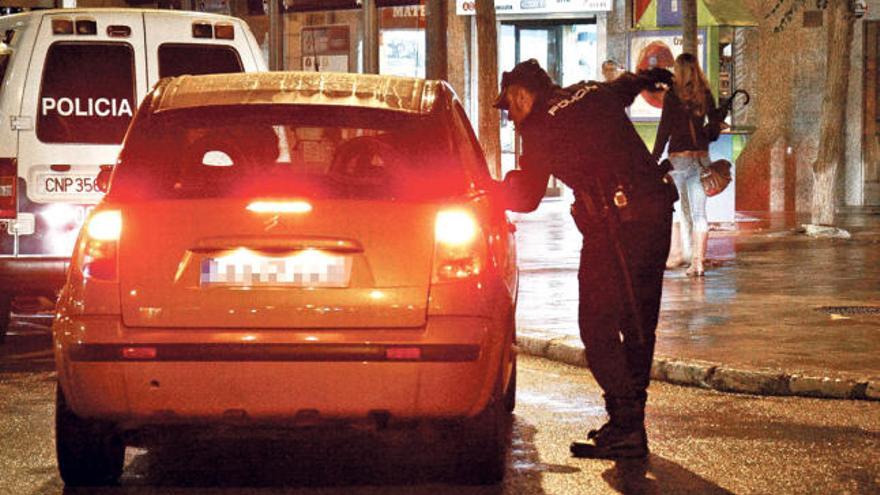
[0,158,16,219]
[432,208,486,283]
[79,210,121,280]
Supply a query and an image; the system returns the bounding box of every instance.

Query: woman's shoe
[665,222,685,269]
[666,258,685,269]
[686,263,704,277]
[687,231,708,277]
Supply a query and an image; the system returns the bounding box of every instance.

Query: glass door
[499,21,596,198]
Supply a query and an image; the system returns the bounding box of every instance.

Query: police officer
[494,59,676,459]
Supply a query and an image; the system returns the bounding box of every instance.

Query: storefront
[458,0,613,196]
[1,0,68,16]
[220,1,428,77]
[630,0,756,223]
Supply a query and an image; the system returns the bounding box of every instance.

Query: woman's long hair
[673,53,711,117]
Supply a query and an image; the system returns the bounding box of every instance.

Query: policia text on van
[0,8,266,342]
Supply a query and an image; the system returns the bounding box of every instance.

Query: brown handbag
[700,159,732,197]
[687,117,731,197]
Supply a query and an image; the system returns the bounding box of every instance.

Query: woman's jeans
[669,154,709,257]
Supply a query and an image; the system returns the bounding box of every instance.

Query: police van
[0,9,266,340]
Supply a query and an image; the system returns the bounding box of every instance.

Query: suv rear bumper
[0,256,69,295]
[54,315,513,428]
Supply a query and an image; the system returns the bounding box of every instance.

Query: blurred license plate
[200,249,352,288]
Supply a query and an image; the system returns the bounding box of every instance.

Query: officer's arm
[499,167,548,213]
[496,133,552,213]
[605,68,673,107]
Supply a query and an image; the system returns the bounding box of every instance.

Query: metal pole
[425,0,447,81]
[362,0,379,74]
[475,0,500,179]
[268,0,283,70]
[681,0,698,56]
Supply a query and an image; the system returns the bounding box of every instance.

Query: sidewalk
[512,199,880,401]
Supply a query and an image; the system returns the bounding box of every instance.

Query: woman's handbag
[686,114,732,197]
[700,159,732,197]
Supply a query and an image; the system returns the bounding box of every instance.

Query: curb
[517,334,880,401]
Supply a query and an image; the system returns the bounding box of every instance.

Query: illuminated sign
[456,0,611,15]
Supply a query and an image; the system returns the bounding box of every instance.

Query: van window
[37,42,136,144]
[158,44,244,78]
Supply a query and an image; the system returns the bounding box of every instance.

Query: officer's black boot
[570,397,648,459]
[587,394,616,440]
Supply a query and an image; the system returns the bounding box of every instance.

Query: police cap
[493,59,554,110]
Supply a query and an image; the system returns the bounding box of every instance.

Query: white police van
[0,9,266,340]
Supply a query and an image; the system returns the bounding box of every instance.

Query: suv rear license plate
[200,249,352,288]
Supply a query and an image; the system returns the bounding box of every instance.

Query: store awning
[635,0,757,29]
[0,0,54,7]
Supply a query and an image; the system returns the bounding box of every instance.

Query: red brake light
[106,25,131,38]
[192,22,212,39]
[432,208,485,282]
[86,210,121,241]
[435,210,478,245]
[246,200,312,213]
[386,347,421,360]
[51,18,74,35]
[214,23,234,40]
[0,158,16,219]
[81,210,121,280]
[122,346,157,360]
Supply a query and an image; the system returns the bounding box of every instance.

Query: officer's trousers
[577,205,671,402]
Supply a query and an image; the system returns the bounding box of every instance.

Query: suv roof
[152,72,449,115]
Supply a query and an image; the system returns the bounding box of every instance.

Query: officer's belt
[573,174,674,225]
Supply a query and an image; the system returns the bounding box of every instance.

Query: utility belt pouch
[610,175,677,224]
[613,186,638,223]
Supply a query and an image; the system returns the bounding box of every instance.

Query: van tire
[56,385,125,486]
[0,294,10,344]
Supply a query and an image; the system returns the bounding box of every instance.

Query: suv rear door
[17,12,147,255]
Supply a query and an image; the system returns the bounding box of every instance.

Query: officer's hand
[638,67,673,91]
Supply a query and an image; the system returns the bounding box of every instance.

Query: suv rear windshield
[37,42,136,144]
[111,105,470,202]
[158,43,244,78]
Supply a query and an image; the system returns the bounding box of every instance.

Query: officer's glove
[637,67,673,91]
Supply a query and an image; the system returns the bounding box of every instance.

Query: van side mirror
[95,165,113,193]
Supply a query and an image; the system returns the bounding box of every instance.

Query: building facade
[5,0,875,214]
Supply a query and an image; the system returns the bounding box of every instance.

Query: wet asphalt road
[1,325,879,495]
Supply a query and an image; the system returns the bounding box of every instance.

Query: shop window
[379,4,425,77]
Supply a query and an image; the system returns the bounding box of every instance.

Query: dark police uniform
[497,61,676,458]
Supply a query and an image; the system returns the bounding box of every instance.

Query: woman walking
[652,53,721,276]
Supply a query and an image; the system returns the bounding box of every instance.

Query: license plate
[36,173,99,195]
[200,249,352,288]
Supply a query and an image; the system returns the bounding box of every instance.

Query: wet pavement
[3,352,878,494]
[513,199,880,397]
